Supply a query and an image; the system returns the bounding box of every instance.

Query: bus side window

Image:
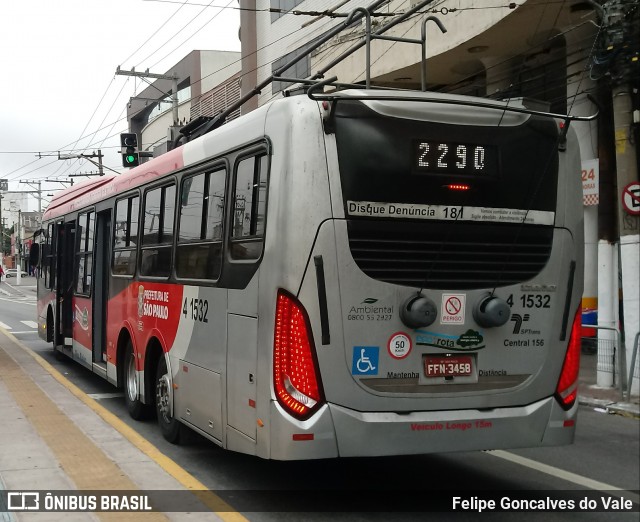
[44,223,55,288]
[75,211,94,295]
[113,195,139,276]
[230,154,268,260]
[140,184,175,278]
[176,168,226,280]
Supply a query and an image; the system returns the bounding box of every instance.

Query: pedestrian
[0,265,4,282]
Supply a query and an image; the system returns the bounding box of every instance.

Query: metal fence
[582,325,622,398]
[582,325,640,401]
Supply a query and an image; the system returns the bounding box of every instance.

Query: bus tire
[125,342,149,420]
[156,355,181,444]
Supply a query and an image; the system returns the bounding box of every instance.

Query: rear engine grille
[347,220,554,290]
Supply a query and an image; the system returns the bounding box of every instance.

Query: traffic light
[120,133,139,168]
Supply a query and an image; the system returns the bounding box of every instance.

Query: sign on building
[582,159,599,206]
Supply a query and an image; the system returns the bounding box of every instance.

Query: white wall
[200,50,241,93]
[255,0,517,104]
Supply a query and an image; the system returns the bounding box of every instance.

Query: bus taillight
[274,290,324,420]
[555,309,582,410]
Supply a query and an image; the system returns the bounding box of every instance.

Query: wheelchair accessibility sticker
[352,346,379,375]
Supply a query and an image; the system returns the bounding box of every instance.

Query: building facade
[127,50,241,157]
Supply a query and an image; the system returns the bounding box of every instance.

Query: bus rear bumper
[267,397,576,459]
[329,397,576,457]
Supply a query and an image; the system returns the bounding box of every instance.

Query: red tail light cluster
[555,309,582,410]
[274,290,324,420]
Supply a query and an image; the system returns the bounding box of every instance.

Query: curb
[578,395,640,419]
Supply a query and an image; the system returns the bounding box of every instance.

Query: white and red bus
[34,85,586,459]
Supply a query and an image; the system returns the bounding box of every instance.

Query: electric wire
[2,0,624,188]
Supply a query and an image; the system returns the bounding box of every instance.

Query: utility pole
[0,192,3,270]
[0,180,7,269]
[69,172,102,178]
[19,180,43,212]
[16,209,21,285]
[56,150,112,176]
[115,66,179,125]
[45,178,74,187]
[600,0,640,395]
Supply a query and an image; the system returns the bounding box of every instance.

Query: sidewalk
[578,348,640,419]
[0,327,239,521]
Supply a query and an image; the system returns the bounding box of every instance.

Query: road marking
[486,450,640,504]
[20,320,38,328]
[0,321,11,330]
[0,296,37,306]
[8,331,39,335]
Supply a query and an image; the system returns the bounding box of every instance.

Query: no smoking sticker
[441,293,466,324]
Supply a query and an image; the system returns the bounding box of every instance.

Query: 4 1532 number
[182,297,209,323]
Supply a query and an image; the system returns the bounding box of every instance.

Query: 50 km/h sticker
[441,294,466,324]
[388,332,412,359]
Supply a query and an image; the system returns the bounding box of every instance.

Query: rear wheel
[156,355,182,443]
[124,342,149,420]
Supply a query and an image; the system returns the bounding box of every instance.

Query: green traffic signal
[122,149,139,167]
[120,132,139,167]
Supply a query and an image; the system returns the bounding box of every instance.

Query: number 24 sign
[582,159,599,206]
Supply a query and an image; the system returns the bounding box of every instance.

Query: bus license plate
[424,356,473,378]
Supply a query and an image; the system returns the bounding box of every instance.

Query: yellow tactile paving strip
[0,344,164,521]
[0,329,248,521]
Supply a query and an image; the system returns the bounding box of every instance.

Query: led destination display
[414,140,497,175]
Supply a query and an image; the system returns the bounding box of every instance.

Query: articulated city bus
[34,86,586,459]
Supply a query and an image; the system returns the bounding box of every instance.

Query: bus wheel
[156,356,181,443]
[124,342,148,420]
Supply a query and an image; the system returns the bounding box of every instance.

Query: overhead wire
[5,0,612,187]
[136,0,222,67]
[120,0,191,66]
[4,1,218,184]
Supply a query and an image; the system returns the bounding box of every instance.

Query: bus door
[92,210,111,368]
[55,221,75,354]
